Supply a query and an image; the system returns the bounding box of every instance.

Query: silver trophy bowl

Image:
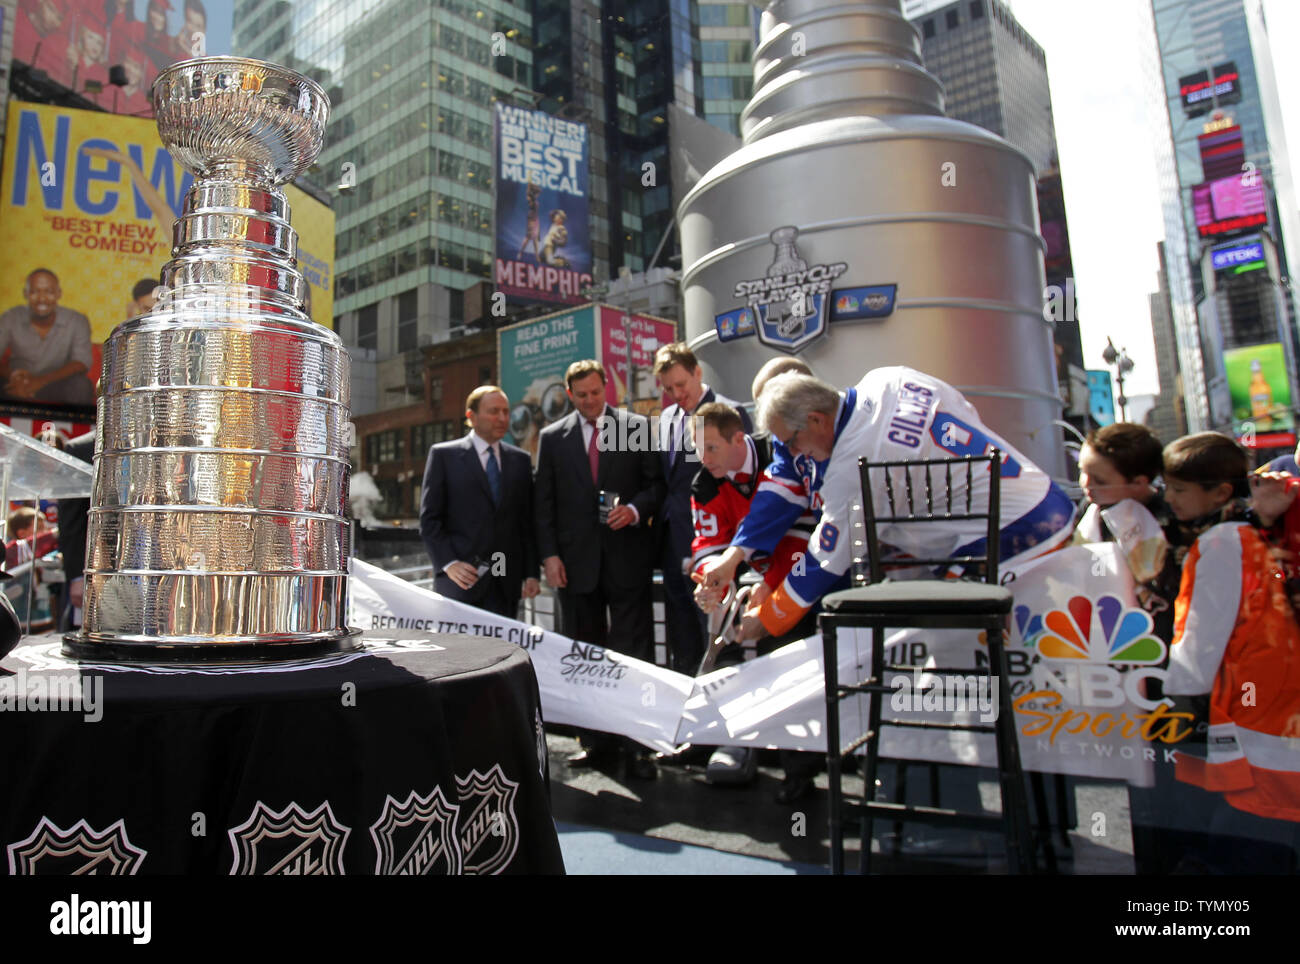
[66,57,357,661]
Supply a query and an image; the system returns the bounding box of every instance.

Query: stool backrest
[853,451,1002,586]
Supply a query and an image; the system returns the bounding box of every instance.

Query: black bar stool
[819,450,1034,874]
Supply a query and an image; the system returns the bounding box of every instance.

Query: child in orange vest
[1163,433,1300,872]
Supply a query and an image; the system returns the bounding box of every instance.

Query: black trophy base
[61,628,365,664]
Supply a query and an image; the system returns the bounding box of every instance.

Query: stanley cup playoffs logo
[734,226,848,354]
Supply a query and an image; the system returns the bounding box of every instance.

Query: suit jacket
[658,387,753,564]
[534,406,665,595]
[419,434,539,606]
[56,431,95,587]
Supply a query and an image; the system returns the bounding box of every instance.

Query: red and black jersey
[690,435,813,589]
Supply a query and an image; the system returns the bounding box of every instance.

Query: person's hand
[521,577,541,599]
[750,581,772,609]
[69,577,84,608]
[1250,472,1297,528]
[7,370,36,399]
[699,551,742,595]
[738,607,765,642]
[606,504,636,530]
[543,555,567,589]
[691,572,725,614]
[445,561,479,591]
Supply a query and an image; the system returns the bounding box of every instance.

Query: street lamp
[1101,336,1135,423]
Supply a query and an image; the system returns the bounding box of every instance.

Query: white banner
[349,561,693,754]
[352,545,1189,784]
[675,544,1184,784]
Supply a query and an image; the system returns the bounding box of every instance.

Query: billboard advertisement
[492,103,592,305]
[1178,61,1242,116]
[1223,342,1295,448]
[11,0,234,116]
[1210,236,1264,272]
[497,303,676,460]
[1086,370,1115,427]
[1192,173,1268,238]
[0,102,335,418]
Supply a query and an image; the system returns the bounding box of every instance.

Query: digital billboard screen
[11,0,234,117]
[1179,61,1242,116]
[493,104,592,306]
[1192,174,1268,238]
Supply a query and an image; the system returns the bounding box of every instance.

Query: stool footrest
[842,798,1008,834]
[882,719,997,733]
[885,665,992,677]
[840,731,876,756]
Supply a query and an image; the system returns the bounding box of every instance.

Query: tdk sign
[1212,241,1264,271]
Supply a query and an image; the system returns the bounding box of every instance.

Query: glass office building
[234,0,535,412]
[1148,0,1300,433]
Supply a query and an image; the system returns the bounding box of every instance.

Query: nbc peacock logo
[1016,595,1166,664]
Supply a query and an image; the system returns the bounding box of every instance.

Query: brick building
[354,329,497,520]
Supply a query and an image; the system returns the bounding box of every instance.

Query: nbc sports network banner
[0,102,334,416]
[352,545,1188,784]
[493,104,592,305]
[676,543,1176,785]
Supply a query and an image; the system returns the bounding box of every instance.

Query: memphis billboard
[0,101,334,418]
[493,103,592,305]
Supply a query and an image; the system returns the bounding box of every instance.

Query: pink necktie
[587,419,599,483]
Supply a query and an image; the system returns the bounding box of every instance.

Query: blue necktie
[485,446,502,504]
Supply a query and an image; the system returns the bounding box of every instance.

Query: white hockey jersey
[757,366,1077,635]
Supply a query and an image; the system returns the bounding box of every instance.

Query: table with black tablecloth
[0,631,564,875]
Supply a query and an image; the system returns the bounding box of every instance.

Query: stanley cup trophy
[64,58,359,661]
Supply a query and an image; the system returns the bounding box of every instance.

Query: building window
[946,10,960,29]
[429,376,443,405]
[357,303,378,351]
[922,18,935,39]
[397,290,418,353]
[970,0,984,18]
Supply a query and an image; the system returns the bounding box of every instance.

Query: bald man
[0,269,94,406]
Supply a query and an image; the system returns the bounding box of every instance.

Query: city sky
[1008,0,1300,401]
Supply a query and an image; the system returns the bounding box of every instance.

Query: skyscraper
[234,0,536,414]
[533,0,756,275]
[1147,0,1300,438]
[909,0,1087,428]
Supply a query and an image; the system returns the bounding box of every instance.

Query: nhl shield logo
[228,801,350,875]
[455,765,520,875]
[7,817,146,875]
[369,788,462,875]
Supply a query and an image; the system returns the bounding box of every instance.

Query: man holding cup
[534,359,665,777]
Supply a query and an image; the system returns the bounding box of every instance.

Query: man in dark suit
[653,342,752,673]
[534,359,665,778]
[420,385,540,617]
[55,429,95,632]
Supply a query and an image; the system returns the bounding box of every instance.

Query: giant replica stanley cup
[680,0,1065,475]
[66,58,357,660]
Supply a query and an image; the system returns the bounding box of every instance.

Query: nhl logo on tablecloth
[369,788,462,875]
[455,765,520,875]
[7,817,146,875]
[227,801,350,875]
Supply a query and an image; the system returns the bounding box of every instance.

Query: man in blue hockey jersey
[728,367,1076,640]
